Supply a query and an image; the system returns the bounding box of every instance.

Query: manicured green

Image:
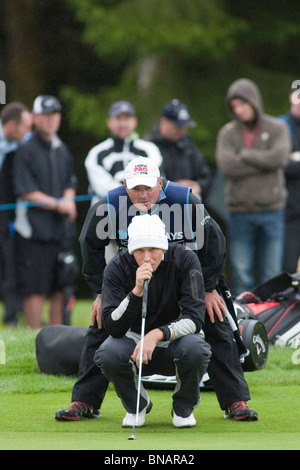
[0,301,299,450]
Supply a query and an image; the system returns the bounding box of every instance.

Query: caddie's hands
[131,329,163,368]
[132,262,153,297]
[205,289,227,323]
[91,294,102,328]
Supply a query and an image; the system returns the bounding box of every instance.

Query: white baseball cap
[124,157,160,190]
[128,214,168,254]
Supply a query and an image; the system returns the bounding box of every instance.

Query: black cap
[161,99,196,127]
[108,101,136,117]
[32,95,62,114]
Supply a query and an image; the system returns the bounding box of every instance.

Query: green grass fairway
[0,301,299,451]
[0,387,299,450]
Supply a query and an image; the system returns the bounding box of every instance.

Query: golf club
[128,279,149,440]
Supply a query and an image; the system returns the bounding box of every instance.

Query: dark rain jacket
[149,125,212,198]
[101,243,205,341]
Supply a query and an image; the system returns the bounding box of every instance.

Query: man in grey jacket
[217,78,290,296]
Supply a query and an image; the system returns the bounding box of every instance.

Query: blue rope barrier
[0,194,94,211]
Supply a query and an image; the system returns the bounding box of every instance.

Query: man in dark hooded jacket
[217,78,290,296]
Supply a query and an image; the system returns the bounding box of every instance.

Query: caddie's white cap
[128,214,168,254]
[124,157,160,190]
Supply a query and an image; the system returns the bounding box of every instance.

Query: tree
[2,0,43,105]
[61,0,246,140]
[60,0,300,161]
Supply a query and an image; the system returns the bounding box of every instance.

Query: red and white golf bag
[234,272,300,349]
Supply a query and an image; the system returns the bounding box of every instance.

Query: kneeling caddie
[94,214,211,428]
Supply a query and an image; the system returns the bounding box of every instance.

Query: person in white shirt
[84,101,162,205]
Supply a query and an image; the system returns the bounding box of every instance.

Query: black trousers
[0,236,22,324]
[283,216,300,273]
[72,313,250,411]
[204,315,250,409]
[94,334,211,417]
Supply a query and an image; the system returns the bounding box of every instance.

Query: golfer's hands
[91,294,102,328]
[131,329,163,368]
[205,289,227,323]
[132,262,152,297]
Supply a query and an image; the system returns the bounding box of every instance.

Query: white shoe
[172,410,196,428]
[122,399,152,428]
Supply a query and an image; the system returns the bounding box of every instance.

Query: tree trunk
[4,0,43,105]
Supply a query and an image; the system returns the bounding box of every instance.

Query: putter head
[128,425,136,440]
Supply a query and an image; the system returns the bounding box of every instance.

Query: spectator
[84,99,163,264]
[95,214,211,428]
[55,157,258,423]
[279,80,300,273]
[85,100,162,205]
[216,78,290,296]
[13,95,77,329]
[0,102,32,325]
[148,99,212,200]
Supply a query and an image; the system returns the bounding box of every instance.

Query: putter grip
[142,280,149,319]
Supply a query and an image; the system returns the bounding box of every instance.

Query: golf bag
[234,272,300,349]
[36,325,87,376]
[217,276,268,372]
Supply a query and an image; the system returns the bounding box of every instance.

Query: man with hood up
[216,78,290,297]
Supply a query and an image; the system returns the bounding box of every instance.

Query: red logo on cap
[134,164,148,175]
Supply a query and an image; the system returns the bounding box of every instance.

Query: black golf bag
[234,272,300,349]
[36,325,87,376]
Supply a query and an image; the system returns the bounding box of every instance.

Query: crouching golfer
[94,214,211,428]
